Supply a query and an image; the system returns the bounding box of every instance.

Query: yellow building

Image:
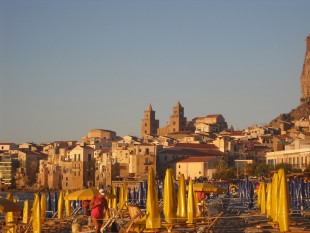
[175,156,221,180]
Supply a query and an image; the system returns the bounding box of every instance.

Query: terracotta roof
[177,156,216,163]
[159,148,225,156]
[174,143,218,149]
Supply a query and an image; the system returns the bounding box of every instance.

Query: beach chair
[117,204,146,233]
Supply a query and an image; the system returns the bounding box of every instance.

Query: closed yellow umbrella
[32,193,41,233]
[40,193,46,224]
[187,179,196,225]
[177,174,187,222]
[260,182,266,214]
[23,200,31,224]
[123,183,128,205]
[5,192,17,233]
[58,191,64,219]
[257,184,261,209]
[277,168,289,232]
[65,190,71,217]
[266,183,272,218]
[118,185,125,210]
[163,168,176,224]
[146,166,161,229]
[271,172,279,223]
[112,186,117,209]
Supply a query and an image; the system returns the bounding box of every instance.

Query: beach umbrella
[65,187,99,200]
[177,174,187,221]
[41,193,47,224]
[58,191,64,219]
[186,182,226,194]
[22,199,31,224]
[187,179,196,225]
[138,182,144,207]
[53,192,58,213]
[65,190,71,217]
[146,166,161,230]
[260,182,266,214]
[143,180,148,202]
[32,193,41,233]
[277,168,289,232]
[123,183,128,205]
[118,185,125,210]
[266,183,272,218]
[46,192,52,212]
[257,183,261,209]
[5,192,18,233]
[271,172,279,223]
[112,186,117,208]
[163,168,176,224]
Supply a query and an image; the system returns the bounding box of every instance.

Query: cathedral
[141,101,188,138]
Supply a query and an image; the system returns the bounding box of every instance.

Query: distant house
[175,156,221,180]
[157,143,225,179]
[0,143,18,152]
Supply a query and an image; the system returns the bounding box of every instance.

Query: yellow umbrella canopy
[146,166,161,229]
[266,183,272,218]
[187,183,226,194]
[187,179,196,224]
[260,182,266,214]
[163,168,177,224]
[41,193,47,224]
[58,191,64,219]
[23,200,31,224]
[277,168,290,232]
[0,198,23,213]
[271,172,279,223]
[65,190,71,217]
[32,193,41,233]
[65,187,99,200]
[177,174,187,220]
[5,192,18,232]
[112,186,117,209]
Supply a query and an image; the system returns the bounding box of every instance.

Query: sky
[0,0,310,144]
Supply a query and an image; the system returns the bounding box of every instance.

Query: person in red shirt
[89,189,109,233]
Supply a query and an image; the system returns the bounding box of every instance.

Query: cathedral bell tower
[141,104,159,138]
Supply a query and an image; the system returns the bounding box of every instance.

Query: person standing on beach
[89,189,109,233]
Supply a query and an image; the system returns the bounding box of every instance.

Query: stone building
[193,114,228,134]
[157,101,188,136]
[301,34,310,103]
[141,104,159,138]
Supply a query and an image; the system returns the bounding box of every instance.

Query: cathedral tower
[301,34,310,103]
[169,101,187,132]
[141,104,159,138]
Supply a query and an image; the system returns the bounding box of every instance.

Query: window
[145,123,147,126]
[145,149,149,154]
[78,154,80,161]
[179,165,181,168]
[88,154,91,161]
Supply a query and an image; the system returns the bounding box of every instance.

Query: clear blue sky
[1,0,310,144]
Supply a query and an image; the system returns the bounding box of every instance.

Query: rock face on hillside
[301,34,310,104]
[270,34,310,126]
